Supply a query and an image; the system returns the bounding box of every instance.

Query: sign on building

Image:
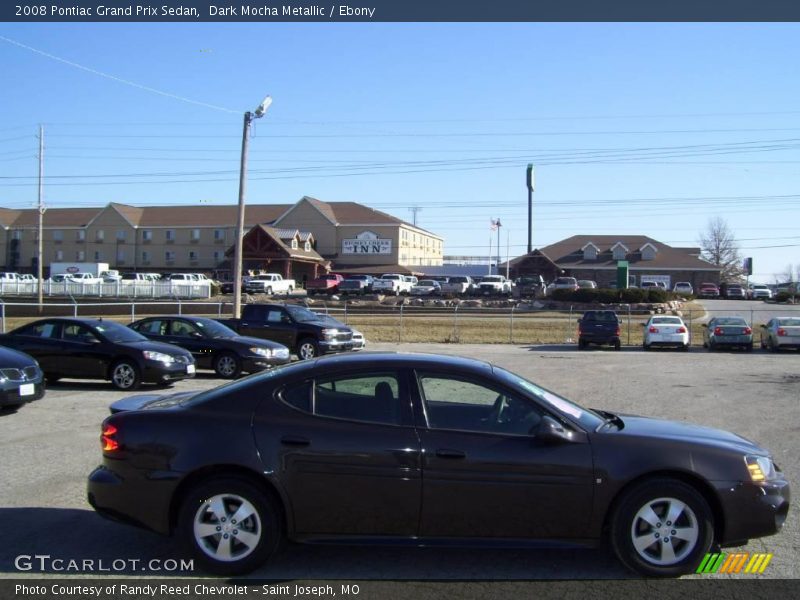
[342,231,392,255]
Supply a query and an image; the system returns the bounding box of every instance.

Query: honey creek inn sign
[342,231,392,255]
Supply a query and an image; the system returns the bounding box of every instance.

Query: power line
[0,35,238,114]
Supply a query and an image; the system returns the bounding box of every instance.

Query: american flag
[490,218,501,231]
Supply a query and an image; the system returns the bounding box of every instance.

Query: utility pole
[37,125,45,312]
[409,206,422,226]
[526,164,535,254]
[496,218,502,276]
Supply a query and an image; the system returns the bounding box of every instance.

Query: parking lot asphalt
[0,343,797,580]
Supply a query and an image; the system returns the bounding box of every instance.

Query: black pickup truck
[218,303,354,360]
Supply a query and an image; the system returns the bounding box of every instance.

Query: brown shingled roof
[538,235,717,271]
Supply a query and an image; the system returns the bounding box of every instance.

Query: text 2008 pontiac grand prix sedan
[88,352,789,577]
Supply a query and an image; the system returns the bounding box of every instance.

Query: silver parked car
[759,317,800,351]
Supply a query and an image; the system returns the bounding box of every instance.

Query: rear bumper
[87,465,176,535]
[579,334,620,345]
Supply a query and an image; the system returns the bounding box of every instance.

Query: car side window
[171,320,199,337]
[136,320,167,336]
[63,324,99,344]
[266,309,284,323]
[281,373,401,426]
[418,373,542,436]
[16,322,59,339]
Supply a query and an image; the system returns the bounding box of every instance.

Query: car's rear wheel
[178,477,280,576]
[578,339,587,350]
[214,352,242,379]
[611,478,713,577]
[296,338,319,360]
[110,360,140,391]
[614,340,622,351]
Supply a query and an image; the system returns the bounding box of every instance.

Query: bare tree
[699,217,744,281]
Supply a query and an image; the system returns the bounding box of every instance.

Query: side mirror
[533,415,575,444]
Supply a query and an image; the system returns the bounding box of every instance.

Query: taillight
[101,423,119,452]
[678,326,687,334]
[744,327,752,335]
[615,327,621,335]
[713,327,722,335]
[777,328,787,337]
[649,326,658,333]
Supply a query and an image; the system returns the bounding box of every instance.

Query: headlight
[274,348,290,359]
[745,455,778,482]
[143,351,175,364]
[321,328,339,338]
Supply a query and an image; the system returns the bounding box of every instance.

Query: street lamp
[233,95,272,319]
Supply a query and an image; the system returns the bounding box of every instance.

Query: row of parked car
[0,303,367,411]
[577,310,800,352]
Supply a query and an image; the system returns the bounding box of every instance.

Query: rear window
[583,311,618,322]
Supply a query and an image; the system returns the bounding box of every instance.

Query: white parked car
[100,270,122,283]
[642,315,690,351]
[410,279,441,296]
[66,272,103,284]
[673,282,694,295]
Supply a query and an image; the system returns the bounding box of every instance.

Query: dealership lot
[0,343,797,579]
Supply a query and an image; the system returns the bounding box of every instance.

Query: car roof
[296,351,494,374]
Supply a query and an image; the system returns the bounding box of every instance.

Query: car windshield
[93,321,147,343]
[493,365,604,431]
[191,318,237,338]
[483,276,502,282]
[583,311,617,322]
[285,305,322,323]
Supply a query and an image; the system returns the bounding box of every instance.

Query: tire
[45,374,61,384]
[110,360,140,391]
[770,339,780,353]
[578,339,587,350]
[746,344,753,352]
[760,338,767,349]
[610,478,714,577]
[681,344,690,352]
[265,286,273,295]
[642,343,650,351]
[296,338,319,360]
[614,340,622,351]
[177,477,280,576]
[708,340,716,351]
[214,352,242,379]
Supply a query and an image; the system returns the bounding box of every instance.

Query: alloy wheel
[193,493,262,563]
[630,497,700,566]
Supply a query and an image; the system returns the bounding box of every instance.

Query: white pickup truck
[244,273,296,295]
[372,273,414,296]
[477,275,513,296]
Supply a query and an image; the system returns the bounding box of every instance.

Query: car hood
[609,413,766,455]
[0,346,38,368]
[220,334,287,350]
[110,390,201,413]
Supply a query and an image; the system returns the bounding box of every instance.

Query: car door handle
[280,435,310,447]
[435,448,466,459]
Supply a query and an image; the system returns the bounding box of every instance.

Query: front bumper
[0,380,45,408]
[715,478,791,545]
[241,355,291,373]
[141,361,195,384]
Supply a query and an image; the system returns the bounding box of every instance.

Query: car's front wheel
[178,477,280,576]
[296,338,319,360]
[611,478,714,577]
[214,352,242,379]
[110,360,140,391]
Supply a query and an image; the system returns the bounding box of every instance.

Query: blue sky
[1,23,799,280]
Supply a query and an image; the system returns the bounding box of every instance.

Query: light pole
[233,95,272,319]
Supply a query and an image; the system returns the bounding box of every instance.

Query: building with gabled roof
[506,235,720,289]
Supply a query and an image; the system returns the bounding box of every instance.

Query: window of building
[53,230,63,243]
[12,230,22,241]
[165,251,175,262]
[96,230,105,242]
[76,251,85,261]
[116,248,125,262]
[641,244,658,261]
[291,239,298,249]
[214,228,225,241]
[142,229,152,241]
[213,250,223,262]
[55,250,64,261]
[94,251,102,261]
[191,229,200,241]
[141,251,151,263]
[611,243,628,261]
[189,251,198,261]
[304,241,311,252]
[165,229,175,242]
[76,230,85,242]
[583,244,598,261]
[116,230,126,242]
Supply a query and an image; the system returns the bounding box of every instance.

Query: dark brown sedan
[88,353,789,577]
